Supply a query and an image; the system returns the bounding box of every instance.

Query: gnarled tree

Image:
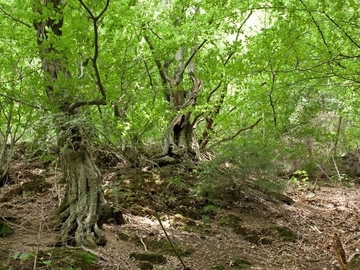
[33,0,111,247]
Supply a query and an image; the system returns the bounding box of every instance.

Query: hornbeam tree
[143,1,263,162]
[32,0,111,247]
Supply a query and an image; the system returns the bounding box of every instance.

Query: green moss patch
[130,252,166,264]
[131,236,195,257]
[141,237,194,257]
[37,248,98,269]
[0,220,13,237]
[0,180,52,202]
[232,258,252,269]
[272,225,297,242]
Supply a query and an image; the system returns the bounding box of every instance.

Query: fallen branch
[332,233,347,270]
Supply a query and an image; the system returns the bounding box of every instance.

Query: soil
[1,154,360,270]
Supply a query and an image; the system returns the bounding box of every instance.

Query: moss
[116,231,130,241]
[202,204,217,215]
[0,220,13,237]
[217,213,242,227]
[272,225,297,242]
[137,238,194,257]
[348,254,360,269]
[139,261,154,270]
[130,253,166,264]
[233,258,252,269]
[37,248,98,268]
[1,180,52,202]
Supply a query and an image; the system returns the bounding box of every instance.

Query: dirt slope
[1,163,359,270]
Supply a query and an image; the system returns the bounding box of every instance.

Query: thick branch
[143,34,169,85]
[179,39,207,79]
[68,99,106,113]
[79,0,110,102]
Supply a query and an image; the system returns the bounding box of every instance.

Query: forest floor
[1,151,360,270]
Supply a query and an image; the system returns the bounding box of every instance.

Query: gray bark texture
[33,0,111,247]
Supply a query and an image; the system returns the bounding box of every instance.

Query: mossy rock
[0,220,13,237]
[232,258,252,269]
[271,224,297,242]
[349,254,360,269]
[4,248,98,270]
[217,213,242,227]
[0,180,52,202]
[130,252,166,264]
[139,261,154,270]
[37,248,98,269]
[135,237,194,257]
[170,214,196,227]
[116,231,130,241]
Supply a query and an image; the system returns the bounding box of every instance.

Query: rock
[139,261,154,270]
[272,224,297,242]
[129,253,167,264]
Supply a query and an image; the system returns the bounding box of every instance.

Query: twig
[317,164,331,181]
[145,188,190,270]
[0,92,42,109]
[332,233,347,270]
[80,245,110,262]
[332,155,342,183]
[138,235,147,251]
[33,220,42,269]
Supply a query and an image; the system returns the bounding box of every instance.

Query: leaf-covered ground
[1,155,360,270]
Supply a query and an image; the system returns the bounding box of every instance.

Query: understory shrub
[196,141,282,200]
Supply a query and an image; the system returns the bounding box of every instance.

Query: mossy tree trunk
[163,71,203,160]
[56,126,110,247]
[33,0,111,247]
[144,33,206,161]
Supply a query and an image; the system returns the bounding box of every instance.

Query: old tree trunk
[163,70,203,161]
[144,34,207,162]
[33,0,111,247]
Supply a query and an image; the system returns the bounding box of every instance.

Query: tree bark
[33,0,111,247]
[163,71,202,161]
[56,127,110,247]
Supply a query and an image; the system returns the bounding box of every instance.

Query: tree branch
[323,11,360,49]
[269,63,277,127]
[0,6,32,28]
[68,99,106,113]
[298,0,331,55]
[180,39,207,79]
[208,118,262,149]
[0,92,41,109]
[79,0,110,102]
[143,34,170,85]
